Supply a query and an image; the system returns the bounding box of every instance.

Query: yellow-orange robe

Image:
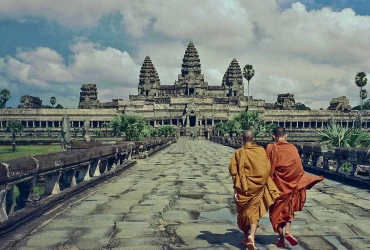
[266,141,324,232]
[229,143,280,233]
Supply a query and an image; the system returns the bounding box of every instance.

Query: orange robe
[266,141,324,232]
[229,143,280,233]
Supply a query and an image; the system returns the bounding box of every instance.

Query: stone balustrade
[0,137,175,236]
[210,136,370,186]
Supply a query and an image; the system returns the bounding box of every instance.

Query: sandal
[241,239,257,250]
[285,233,298,246]
[274,240,286,248]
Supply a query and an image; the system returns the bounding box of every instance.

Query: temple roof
[222,58,243,87]
[181,41,202,79]
[139,56,160,86]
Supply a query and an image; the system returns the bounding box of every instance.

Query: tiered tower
[138,56,160,96]
[222,58,244,97]
[78,84,99,109]
[175,41,208,95]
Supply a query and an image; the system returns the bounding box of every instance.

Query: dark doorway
[189,88,194,95]
[189,116,196,127]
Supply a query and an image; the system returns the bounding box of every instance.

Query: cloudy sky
[1,0,370,109]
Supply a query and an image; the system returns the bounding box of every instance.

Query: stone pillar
[186,116,189,127]
[90,121,93,128]
[0,188,8,223]
[154,120,156,126]
[52,121,54,128]
[6,185,14,216]
[283,120,286,128]
[64,169,77,187]
[162,120,164,125]
[32,121,35,128]
[212,119,214,126]
[315,120,318,128]
[78,163,91,181]
[170,119,172,125]
[90,160,101,177]
[44,172,62,195]
[296,121,298,128]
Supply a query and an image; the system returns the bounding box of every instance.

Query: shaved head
[273,127,286,138]
[242,130,254,143]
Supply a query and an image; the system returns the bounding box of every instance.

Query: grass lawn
[0,145,62,161]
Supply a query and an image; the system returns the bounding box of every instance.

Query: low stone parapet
[0,137,176,236]
[210,136,370,187]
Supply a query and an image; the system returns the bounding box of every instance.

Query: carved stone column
[45,172,62,195]
[78,163,91,181]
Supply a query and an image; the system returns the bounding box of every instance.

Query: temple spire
[181,41,202,79]
[222,58,244,97]
[139,56,160,86]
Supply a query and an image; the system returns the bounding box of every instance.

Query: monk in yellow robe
[229,130,280,250]
[266,127,324,248]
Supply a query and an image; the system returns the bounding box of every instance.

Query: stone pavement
[2,138,370,250]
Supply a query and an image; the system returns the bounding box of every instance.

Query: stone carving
[61,115,71,151]
[18,95,42,109]
[328,96,351,112]
[275,93,295,110]
[81,118,92,142]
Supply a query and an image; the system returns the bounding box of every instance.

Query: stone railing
[0,137,175,236]
[210,136,370,186]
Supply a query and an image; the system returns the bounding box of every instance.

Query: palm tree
[50,96,56,107]
[242,64,255,103]
[0,89,11,108]
[5,120,23,152]
[355,72,368,122]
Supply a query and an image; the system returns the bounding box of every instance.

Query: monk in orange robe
[266,127,324,248]
[229,130,280,250]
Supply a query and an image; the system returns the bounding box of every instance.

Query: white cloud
[1,0,370,109]
[2,41,140,107]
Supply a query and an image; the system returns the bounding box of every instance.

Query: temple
[0,41,369,137]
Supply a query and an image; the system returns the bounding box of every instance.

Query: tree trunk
[12,132,16,152]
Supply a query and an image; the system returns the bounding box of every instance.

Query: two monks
[229,128,323,249]
[229,130,280,250]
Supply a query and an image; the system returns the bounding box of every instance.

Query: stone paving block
[26,230,70,247]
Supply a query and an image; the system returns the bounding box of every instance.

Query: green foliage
[295,102,311,110]
[242,64,255,82]
[50,96,56,107]
[73,128,80,137]
[6,120,23,134]
[213,112,271,138]
[317,122,370,148]
[353,99,370,110]
[155,125,176,137]
[355,72,367,88]
[55,104,63,109]
[109,114,150,140]
[0,89,11,108]
[101,122,111,137]
[340,162,352,173]
[93,129,102,137]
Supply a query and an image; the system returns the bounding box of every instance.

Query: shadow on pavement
[197,230,287,249]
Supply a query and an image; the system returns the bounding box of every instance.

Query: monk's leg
[277,222,285,243]
[285,221,291,235]
[243,225,250,240]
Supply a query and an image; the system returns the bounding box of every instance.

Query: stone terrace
[1,138,370,250]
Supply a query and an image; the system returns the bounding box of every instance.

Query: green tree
[155,125,176,137]
[242,64,255,102]
[355,72,368,118]
[213,122,229,136]
[0,89,11,108]
[55,104,63,109]
[295,102,311,110]
[5,120,23,152]
[101,122,111,137]
[109,114,150,141]
[352,99,370,110]
[93,129,102,137]
[50,96,56,107]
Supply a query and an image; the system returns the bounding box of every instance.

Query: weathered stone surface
[328,96,351,111]
[1,139,370,250]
